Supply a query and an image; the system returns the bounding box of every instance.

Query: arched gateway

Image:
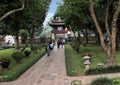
[49,17,70,41]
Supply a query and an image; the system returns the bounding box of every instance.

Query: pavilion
[49,17,70,40]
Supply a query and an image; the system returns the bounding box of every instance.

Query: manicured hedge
[85,65,120,75]
[112,77,120,85]
[90,77,112,85]
[65,45,84,76]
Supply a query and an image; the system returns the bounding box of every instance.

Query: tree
[19,29,28,44]
[0,0,51,50]
[89,0,120,66]
[20,0,51,51]
[0,0,25,49]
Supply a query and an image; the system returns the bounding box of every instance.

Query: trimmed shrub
[31,46,38,53]
[0,48,46,82]
[12,51,24,63]
[79,47,91,54]
[112,77,120,85]
[0,57,11,69]
[1,46,14,49]
[71,80,82,85]
[85,65,120,75]
[71,43,80,53]
[90,77,112,85]
[24,50,31,57]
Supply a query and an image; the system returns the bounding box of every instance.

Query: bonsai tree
[24,50,31,57]
[0,57,11,69]
[12,51,24,63]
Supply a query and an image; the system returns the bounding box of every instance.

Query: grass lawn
[65,44,120,76]
[0,48,16,58]
[65,45,84,76]
[0,48,46,81]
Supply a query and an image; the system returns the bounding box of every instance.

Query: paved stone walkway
[1,46,120,85]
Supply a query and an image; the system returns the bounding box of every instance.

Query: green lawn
[0,48,45,81]
[65,44,120,76]
[0,49,16,58]
[65,45,84,76]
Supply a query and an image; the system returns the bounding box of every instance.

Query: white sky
[43,0,61,26]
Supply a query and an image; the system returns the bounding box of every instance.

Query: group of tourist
[46,39,65,56]
[57,39,65,49]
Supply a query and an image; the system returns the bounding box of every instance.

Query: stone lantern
[82,55,91,71]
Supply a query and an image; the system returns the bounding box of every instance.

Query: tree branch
[111,0,120,53]
[105,0,112,37]
[0,0,25,21]
[89,0,107,51]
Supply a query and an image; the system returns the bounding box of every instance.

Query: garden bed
[65,44,120,76]
[0,48,45,81]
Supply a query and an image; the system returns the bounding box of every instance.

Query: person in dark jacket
[46,42,51,56]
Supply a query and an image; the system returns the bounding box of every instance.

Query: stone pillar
[85,64,90,71]
[51,33,55,40]
[65,33,68,39]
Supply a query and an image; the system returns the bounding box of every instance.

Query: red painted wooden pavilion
[49,17,69,40]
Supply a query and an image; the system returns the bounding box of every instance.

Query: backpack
[49,44,53,50]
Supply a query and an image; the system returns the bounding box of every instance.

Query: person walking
[57,40,60,49]
[49,41,54,50]
[46,42,51,56]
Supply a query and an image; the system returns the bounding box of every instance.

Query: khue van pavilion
[49,17,70,40]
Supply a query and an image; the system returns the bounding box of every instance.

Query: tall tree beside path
[20,0,51,50]
[89,0,120,66]
[0,0,51,50]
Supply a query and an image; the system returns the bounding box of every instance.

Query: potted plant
[0,57,11,69]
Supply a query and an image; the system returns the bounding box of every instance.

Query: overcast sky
[43,0,61,26]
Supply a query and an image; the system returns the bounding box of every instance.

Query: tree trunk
[110,0,120,65]
[95,31,100,45]
[85,28,88,44]
[73,31,76,43]
[81,29,87,46]
[89,0,107,50]
[30,34,34,48]
[77,30,81,45]
[14,32,20,50]
[21,39,30,51]
[106,43,115,66]
[89,0,120,66]
[116,33,120,51]
[28,28,35,49]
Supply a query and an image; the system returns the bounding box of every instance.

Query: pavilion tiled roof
[49,22,65,26]
[49,17,65,26]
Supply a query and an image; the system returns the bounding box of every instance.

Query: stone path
[1,46,120,85]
